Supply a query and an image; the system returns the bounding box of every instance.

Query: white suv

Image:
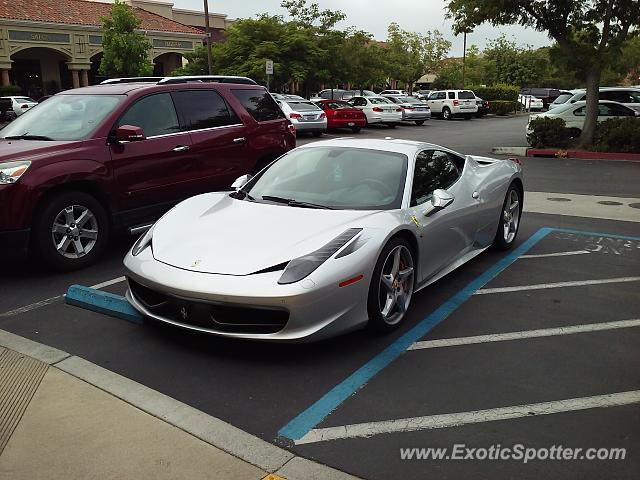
[1,96,38,117]
[427,90,478,120]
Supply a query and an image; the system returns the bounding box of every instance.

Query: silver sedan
[382,96,432,125]
[124,139,523,342]
[275,99,327,136]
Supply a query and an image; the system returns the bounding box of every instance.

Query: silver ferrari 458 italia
[124,139,523,342]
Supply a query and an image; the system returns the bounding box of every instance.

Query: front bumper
[123,245,374,342]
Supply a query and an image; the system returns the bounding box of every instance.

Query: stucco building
[0,0,233,97]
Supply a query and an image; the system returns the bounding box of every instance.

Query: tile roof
[0,0,202,35]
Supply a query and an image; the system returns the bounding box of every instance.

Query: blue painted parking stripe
[551,227,640,242]
[65,285,143,325]
[278,227,554,441]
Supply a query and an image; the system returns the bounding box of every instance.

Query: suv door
[110,92,196,222]
[172,89,249,190]
[408,149,476,280]
[427,92,445,113]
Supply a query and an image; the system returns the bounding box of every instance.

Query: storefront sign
[152,39,193,50]
[8,30,70,43]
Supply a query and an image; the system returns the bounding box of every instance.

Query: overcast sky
[172,0,551,54]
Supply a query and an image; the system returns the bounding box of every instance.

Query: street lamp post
[203,0,213,75]
[462,31,467,89]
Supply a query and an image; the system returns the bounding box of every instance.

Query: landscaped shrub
[0,85,21,96]
[526,117,574,148]
[489,100,517,116]
[593,117,640,153]
[469,84,519,102]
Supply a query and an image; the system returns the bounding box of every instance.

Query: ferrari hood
[151,193,379,275]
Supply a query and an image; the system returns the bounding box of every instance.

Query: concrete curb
[491,146,528,156]
[0,328,362,480]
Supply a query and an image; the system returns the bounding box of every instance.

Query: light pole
[461,31,467,89]
[203,0,213,75]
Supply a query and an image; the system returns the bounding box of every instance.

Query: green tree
[342,30,387,91]
[446,0,640,146]
[386,23,451,93]
[171,45,210,76]
[431,58,463,90]
[99,0,152,78]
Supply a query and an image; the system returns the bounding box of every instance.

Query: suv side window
[172,90,240,130]
[231,89,285,122]
[351,97,367,106]
[410,150,461,206]
[437,92,446,100]
[117,93,180,137]
[448,92,455,99]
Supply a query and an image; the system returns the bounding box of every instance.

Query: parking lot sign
[266,60,274,75]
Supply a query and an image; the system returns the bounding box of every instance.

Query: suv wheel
[33,191,110,271]
[442,107,452,120]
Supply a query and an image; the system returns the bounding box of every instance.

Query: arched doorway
[10,47,72,99]
[153,52,186,77]
[89,52,106,85]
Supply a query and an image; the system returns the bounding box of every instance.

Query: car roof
[57,82,267,96]
[297,137,449,157]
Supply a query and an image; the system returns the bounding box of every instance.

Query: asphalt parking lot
[1,115,639,479]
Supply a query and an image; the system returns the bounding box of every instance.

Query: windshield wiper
[5,135,54,141]
[260,195,334,209]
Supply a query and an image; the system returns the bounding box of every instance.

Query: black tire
[387,123,396,128]
[442,107,452,120]
[33,191,110,271]
[415,120,425,126]
[367,237,415,332]
[492,183,523,251]
[475,113,483,118]
[312,131,323,137]
[350,126,362,133]
[464,114,472,120]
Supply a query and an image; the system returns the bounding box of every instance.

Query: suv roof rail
[157,75,257,85]
[100,77,164,85]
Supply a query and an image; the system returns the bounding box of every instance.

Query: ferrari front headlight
[278,228,362,285]
[0,161,31,184]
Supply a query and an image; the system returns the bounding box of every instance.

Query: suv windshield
[243,147,408,210]
[1,94,124,141]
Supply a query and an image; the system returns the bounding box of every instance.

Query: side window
[437,92,446,100]
[172,90,240,131]
[628,91,640,103]
[353,97,367,106]
[427,92,438,100]
[573,106,586,116]
[597,104,614,116]
[410,150,461,206]
[608,103,634,116]
[448,92,455,99]
[320,91,331,99]
[231,89,285,122]
[117,93,180,137]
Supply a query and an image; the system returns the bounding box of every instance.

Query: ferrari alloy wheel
[368,238,415,331]
[493,184,522,250]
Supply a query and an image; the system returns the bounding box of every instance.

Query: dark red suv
[0,77,296,270]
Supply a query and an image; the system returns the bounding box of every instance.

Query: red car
[0,77,296,270]
[314,99,367,133]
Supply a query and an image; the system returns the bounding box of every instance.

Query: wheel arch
[387,228,420,279]
[32,181,112,228]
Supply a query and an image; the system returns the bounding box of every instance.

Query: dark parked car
[0,77,296,270]
[519,88,563,109]
[475,97,490,117]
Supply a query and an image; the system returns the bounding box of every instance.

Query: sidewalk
[0,332,361,480]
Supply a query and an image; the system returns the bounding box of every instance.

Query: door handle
[173,145,190,152]
[233,137,247,144]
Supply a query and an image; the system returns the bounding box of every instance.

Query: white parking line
[519,250,590,259]
[0,276,127,317]
[294,390,640,445]
[89,276,126,290]
[408,319,640,351]
[474,276,640,295]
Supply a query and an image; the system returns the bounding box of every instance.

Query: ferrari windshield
[245,147,408,210]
